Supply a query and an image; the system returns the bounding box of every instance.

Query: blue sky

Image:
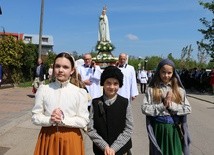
[0,0,212,60]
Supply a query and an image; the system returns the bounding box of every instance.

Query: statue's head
[102,6,107,15]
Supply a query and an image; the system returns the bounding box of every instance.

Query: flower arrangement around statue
[92,51,118,63]
[95,41,115,52]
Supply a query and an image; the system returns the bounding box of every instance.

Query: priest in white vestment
[77,53,103,109]
[117,53,139,101]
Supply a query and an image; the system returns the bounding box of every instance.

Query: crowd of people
[137,66,214,95]
[30,51,196,155]
[179,67,214,94]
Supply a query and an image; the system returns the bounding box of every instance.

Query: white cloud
[126,34,139,41]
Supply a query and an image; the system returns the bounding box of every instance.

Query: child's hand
[104,146,115,155]
[163,91,172,108]
[104,146,110,155]
[51,108,64,124]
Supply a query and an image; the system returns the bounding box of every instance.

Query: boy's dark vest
[92,95,132,155]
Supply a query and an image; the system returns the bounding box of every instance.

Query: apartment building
[0,32,54,56]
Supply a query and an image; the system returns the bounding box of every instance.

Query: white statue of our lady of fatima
[98,6,111,43]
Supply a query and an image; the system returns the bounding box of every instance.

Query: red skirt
[34,126,85,155]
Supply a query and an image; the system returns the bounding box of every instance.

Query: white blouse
[32,80,89,128]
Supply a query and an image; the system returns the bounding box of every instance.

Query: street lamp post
[144,58,148,70]
[38,0,45,59]
[138,56,142,70]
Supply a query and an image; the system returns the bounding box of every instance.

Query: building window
[42,37,48,42]
[24,36,32,42]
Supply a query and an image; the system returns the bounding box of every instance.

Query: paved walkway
[186,91,214,104]
[0,87,213,155]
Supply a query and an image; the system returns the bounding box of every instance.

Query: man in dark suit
[32,58,46,93]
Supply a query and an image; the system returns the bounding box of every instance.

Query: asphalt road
[0,87,213,155]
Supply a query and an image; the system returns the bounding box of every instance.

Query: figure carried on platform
[94,6,117,67]
[99,6,110,43]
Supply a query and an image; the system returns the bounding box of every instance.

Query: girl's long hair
[150,59,183,104]
[151,72,182,104]
[70,68,86,88]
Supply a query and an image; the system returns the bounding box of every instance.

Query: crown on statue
[103,6,107,11]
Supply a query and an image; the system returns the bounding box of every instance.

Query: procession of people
[30,5,214,155]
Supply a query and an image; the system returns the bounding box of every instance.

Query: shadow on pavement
[27,94,35,98]
[0,146,10,155]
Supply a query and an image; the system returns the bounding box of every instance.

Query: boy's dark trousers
[126,150,132,155]
[140,83,147,93]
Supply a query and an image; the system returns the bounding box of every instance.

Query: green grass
[18,80,50,88]
[18,81,33,87]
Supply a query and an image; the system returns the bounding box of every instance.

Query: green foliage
[198,1,214,60]
[128,57,139,70]
[71,51,80,60]
[146,56,162,70]
[167,53,174,60]
[95,41,115,52]
[18,79,49,88]
[11,69,23,85]
[179,45,197,69]
[0,36,24,67]
[0,36,25,84]
[127,54,206,71]
[207,60,214,68]
[91,51,98,58]
[44,51,57,67]
[18,81,33,87]
[128,55,162,71]
[21,43,37,81]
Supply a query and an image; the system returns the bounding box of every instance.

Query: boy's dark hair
[100,66,123,88]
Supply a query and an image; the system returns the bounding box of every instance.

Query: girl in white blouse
[32,52,89,155]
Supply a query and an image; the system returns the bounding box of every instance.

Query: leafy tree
[179,45,195,69]
[166,53,181,70]
[0,36,24,84]
[21,43,37,81]
[167,53,176,62]
[146,56,162,71]
[207,60,214,68]
[71,51,80,60]
[197,42,208,67]
[128,55,140,70]
[198,1,214,60]
[44,51,57,67]
[91,51,98,58]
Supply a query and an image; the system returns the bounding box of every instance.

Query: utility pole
[1,26,5,34]
[38,0,44,59]
[0,6,2,15]
[1,26,5,39]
